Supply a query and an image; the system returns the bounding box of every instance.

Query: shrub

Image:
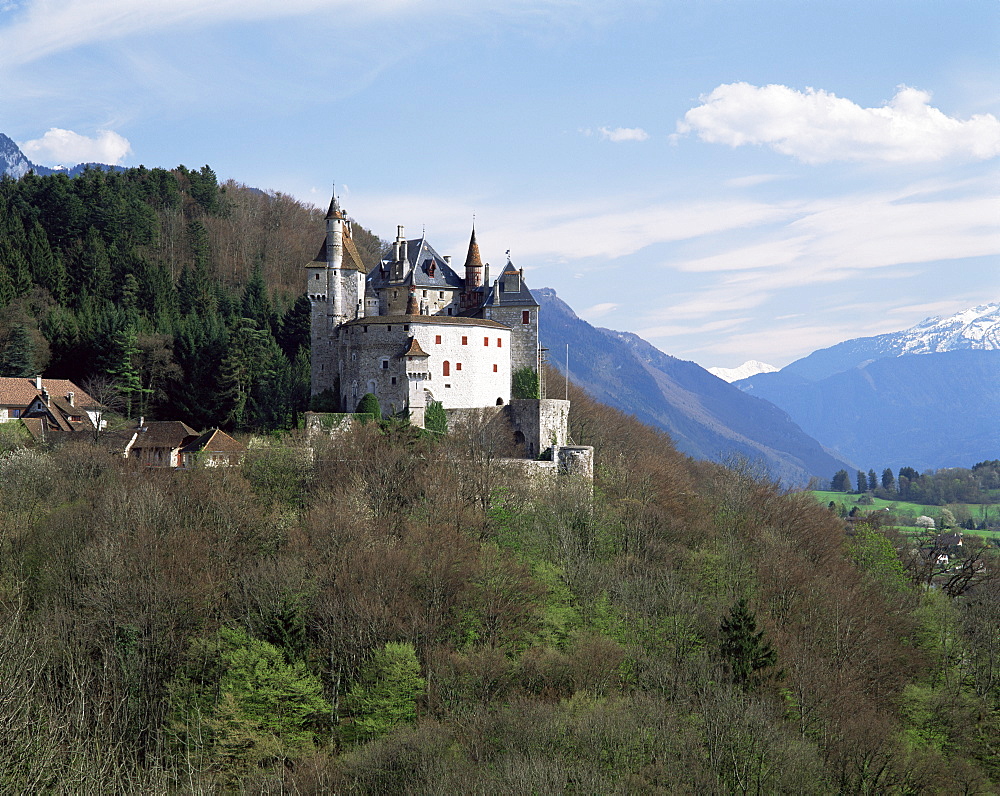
[512,367,539,400]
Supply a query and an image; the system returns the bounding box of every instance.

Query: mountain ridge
[537,287,853,485]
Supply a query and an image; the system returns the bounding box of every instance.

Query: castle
[308,196,541,427]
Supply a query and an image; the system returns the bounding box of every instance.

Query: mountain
[0,134,35,178]
[537,288,853,485]
[737,303,1000,471]
[0,133,122,179]
[781,302,1000,382]
[708,360,778,382]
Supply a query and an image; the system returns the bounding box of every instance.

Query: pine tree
[0,325,36,377]
[343,642,425,743]
[882,468,896,492]
[719,598,777,688]
[868,469,878,492]
[857,470,867,493]
[106,325,151,419]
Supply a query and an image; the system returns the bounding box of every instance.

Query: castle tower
[326,195,347,323]
[464,227,484,289]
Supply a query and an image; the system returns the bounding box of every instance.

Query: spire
[325,189,344,220]
[405,286,420,315]
[464,227,483,269]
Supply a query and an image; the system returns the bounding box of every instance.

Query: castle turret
[464,227,484,289]
[326,195,346,321]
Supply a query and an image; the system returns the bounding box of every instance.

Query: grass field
[809,491,1000,541]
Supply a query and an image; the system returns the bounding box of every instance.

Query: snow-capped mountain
[899,303,1000,354]
[775,302,1000,382]
[0,132,122,179]
[0,133,35,179]
[708,360,778,383]
[735,301,1000,470]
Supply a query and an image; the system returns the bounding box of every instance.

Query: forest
[0,382,999,792]
[0,166,384,430]
[831,462,1000,508]
[2,167,1000,792]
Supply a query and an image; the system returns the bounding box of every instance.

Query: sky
[1,0,998,368]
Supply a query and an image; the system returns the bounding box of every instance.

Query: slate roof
[0,377,98,408]
[368,238,465,290]
[311,229,367,273]
[480,260,538,308]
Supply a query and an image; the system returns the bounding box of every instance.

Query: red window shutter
[443,361,450,376]
[456,363,462,371]
[435,335,441,344]
[484,337,489,346]
[493,364,498,372]
[462,336,468,345]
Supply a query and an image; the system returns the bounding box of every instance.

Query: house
[309,196,540,426]
[179,428,244,467]
[123,420,199,467]
[0,375,102,429]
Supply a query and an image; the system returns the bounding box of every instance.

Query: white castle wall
[338,317,511,414]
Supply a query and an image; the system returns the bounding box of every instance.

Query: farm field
[810,491,1000,541]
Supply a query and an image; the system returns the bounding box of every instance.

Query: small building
[0,375,103,430]
[180,429,244,467]
[124,420,199,467]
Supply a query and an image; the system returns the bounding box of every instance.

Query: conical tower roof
[464,228,483,269]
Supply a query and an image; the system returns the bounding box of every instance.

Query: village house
[0,376,104,441]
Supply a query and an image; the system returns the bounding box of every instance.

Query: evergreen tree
[343,642,425,743]
[241,265,273,330]
[831,469,851,492]
[166,626,328,775]
[106,325,151,419]
[719,598,777,688]
[856,470,867,493]
[882,467,895,492]
[867,469,878,492]
[357,392,381,419]
[0,325,36,377]
[425,400,447,435]
[277,294,311,359]
[78,227,113,302]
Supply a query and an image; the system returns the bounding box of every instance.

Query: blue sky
[1,0,997,368]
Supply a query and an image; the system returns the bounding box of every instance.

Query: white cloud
[678,83,1000,164]
[19,128,131,165]
[580,302,618,319]
[598,126,649,143]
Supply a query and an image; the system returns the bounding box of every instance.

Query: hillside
[1,376,997,791]
[537,288,852,485]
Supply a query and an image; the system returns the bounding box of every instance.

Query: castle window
[363,326,368,333]
[442,361,450,377]
[447,308,453,315]
[422,290,427,298]
[314,273,320,280]
[497,338,502,347]
[456,363,462,371]
[522,311,530,324]
[461,336,467,345]
[435,335,441,344]
[391,377,397,385]
[439,291,445,299]
[484,337,489,346]
[493,364,498,372]
[404,325,409,331]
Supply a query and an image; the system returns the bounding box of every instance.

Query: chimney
[67,391,74,406]
[42,388,50,407]
[35,374,42,391]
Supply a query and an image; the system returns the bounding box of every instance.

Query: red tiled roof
[0,377,98,409]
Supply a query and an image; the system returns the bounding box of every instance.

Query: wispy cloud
[20,127,131,164]
[678,83,1000,164]
[579,302,619,319]
[598,126,649,143]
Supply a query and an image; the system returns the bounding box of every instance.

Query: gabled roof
[180,428,244,455]
[368,237,465,290]
[480,260,538,308]
[0,377,98,408]
[130,421,199,449]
